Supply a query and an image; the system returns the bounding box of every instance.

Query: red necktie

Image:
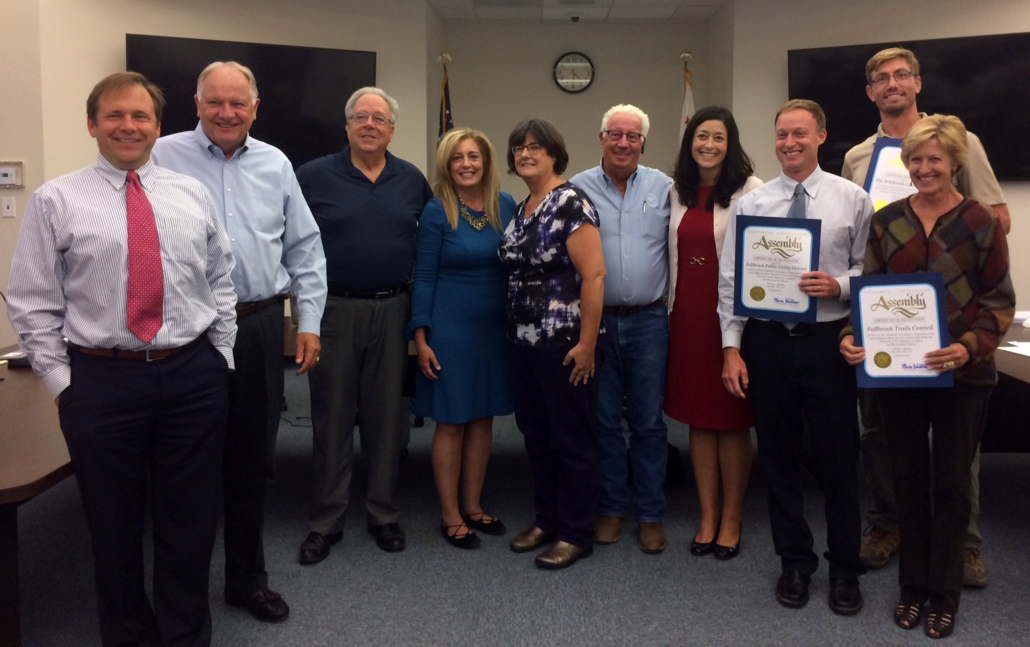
[125,171,164,343]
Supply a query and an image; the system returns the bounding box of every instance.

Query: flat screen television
[126,34,376,168]
[788,32,1030,181]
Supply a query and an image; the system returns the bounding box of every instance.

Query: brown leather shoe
[510,525,556,553]
[226,587,290,623]
[638,522,666,554]
[594,515,623,544]
[535,540,594,570]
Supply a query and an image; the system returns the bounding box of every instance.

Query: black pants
[59,340,228,647]
[743,319,864,581]
[878,384,992,613]
[223,302,284,598]
[510,341,601,549]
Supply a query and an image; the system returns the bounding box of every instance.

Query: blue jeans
[596,305,669,522]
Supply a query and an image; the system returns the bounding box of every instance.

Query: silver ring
[944,360,955,369]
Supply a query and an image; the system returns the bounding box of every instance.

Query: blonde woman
[408,128,516,548]
[840,115,1013,638]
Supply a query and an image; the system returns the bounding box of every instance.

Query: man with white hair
[570,104,673,553]
[297,87,433,560]
[152,61,328,623]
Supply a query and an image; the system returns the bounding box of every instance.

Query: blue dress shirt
[570,163,672,306]
[152,124,327,335]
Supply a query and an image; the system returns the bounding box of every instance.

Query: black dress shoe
[461,508,507,536]
[713,540,740,561]
[713,521,741,561]
[299,531,343,565]
[368,522,406,552]
[776,571,811,609]
[441,521,481,549]
[828,578,863,615]
[226,587,290,623]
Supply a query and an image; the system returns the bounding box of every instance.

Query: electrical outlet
[1,197,15,218]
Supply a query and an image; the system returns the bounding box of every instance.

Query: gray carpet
[16,364,1030,645]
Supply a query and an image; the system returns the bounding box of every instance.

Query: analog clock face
[553,52,594,94]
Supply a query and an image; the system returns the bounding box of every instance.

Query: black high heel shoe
[440,521,480,549]
[713,520,742,561]
[690,517,720,556]
[461,507,507,536]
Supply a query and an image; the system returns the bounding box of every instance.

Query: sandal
[893,597,924,630]
[461,507,507,536]
[925,608,955,639]
[440,521,480,549]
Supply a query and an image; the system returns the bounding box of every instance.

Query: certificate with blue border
[733,216,821,323]
[863,136,916,211]
[850,273,953,388]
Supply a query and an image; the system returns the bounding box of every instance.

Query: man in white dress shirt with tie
[718,99,873,615]
[7,72,237,647]
[152,61,327,624]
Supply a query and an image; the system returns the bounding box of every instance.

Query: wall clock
[553,52,594,94]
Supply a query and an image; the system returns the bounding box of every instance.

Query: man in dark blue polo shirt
[296,87,432,561]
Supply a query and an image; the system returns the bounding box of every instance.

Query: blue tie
[787,183,806,219]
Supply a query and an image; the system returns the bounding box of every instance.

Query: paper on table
[998,345,1030,358]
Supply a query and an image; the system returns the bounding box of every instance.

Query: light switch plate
[1,197,15,218]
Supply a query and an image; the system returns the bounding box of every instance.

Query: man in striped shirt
[7,72,237,647]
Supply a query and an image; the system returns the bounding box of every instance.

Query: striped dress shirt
[7,154,238,398]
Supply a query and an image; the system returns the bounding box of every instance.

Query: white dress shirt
[7,155,238,398]
[718,166,874,349]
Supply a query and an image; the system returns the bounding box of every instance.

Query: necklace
[457,195,490,231]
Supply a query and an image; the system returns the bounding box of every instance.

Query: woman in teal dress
[408,127,515,549]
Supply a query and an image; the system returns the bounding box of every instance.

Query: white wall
[731,0,1030,299]
[0,0,44,347]
[439,21,708,197]
[706,0,735,109]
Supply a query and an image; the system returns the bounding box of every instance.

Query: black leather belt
[68,336,205,362]
[602,296,667,317]
[332,286,407,300]
[236,295,285,318]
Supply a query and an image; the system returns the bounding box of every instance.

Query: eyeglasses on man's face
[870,70,916,86]
[349,112,392,126]
[603,129,644,144]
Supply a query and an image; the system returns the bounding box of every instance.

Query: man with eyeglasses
[296,87,432,561]
[569,104,673,554]
[841,47,1007,587]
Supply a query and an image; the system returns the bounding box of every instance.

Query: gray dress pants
[308,292,411,533]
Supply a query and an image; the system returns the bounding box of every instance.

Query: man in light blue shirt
[570,104,672,554]
[718,100,873,615]
[152,61,327,624]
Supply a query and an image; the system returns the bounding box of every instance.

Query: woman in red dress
[665,106,761,560]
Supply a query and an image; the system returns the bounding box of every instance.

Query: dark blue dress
[408,194,516,423]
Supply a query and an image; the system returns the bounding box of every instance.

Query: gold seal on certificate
[739,225,814,315]
[859,284,940,378]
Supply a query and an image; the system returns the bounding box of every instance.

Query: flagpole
[438,52,454,140]
[679,51,695,143]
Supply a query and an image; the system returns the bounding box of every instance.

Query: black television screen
[788,32,1030,181]
[126,34,376,168]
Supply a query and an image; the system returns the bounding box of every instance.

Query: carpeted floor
[16,364,1030,645]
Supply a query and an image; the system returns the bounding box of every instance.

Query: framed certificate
[863,137,917,212]
[850,273,953,388]
[733,216,821,323]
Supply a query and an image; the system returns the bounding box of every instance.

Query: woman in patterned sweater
[840,115,1014,639]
